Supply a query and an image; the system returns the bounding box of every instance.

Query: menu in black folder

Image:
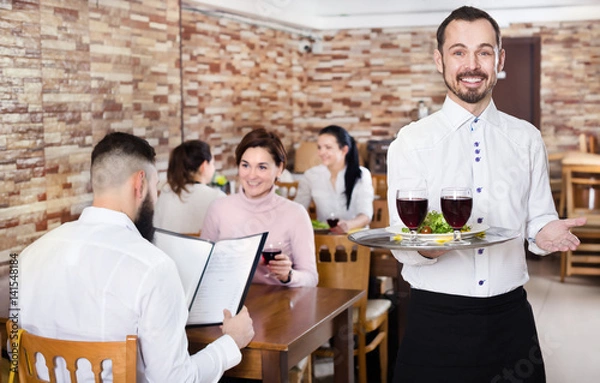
[153,228,267,326]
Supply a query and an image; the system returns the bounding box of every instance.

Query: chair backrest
[370,199,390,229]
[357,141,368,167]
[548,152,566,216]
[314,234,371,307]
[294,142,320,173]
[564,164,600,226]
[7,321,137,383]
[371,174,387,200]
[275,181,299,200]
[579,133,597,154]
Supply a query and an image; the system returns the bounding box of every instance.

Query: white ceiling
[188,0,600,31]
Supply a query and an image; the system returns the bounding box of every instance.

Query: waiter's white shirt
[296,164,374,222]
[19,206,241,382]
[387,97,558,297]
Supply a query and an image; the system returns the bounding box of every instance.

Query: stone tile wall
[1,0,598,254]
[1,0,181,255]
[503,21,600,151]
[180,10,304,176]
[182,12,600,172]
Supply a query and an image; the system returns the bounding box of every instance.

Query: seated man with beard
[16,132,255,382]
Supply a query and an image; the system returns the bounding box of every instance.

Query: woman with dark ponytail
[154,140,226,234]
[295,125,374,233]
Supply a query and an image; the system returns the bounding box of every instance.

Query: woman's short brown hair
[235,128,287,168]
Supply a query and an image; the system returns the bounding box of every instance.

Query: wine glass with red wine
[396,188,428,244]
[327,212,339,230]
[440,187,473,245]
[262,241,282,277]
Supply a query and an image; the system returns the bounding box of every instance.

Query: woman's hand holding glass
[330,220,350,234]
[262,241,292,281]
[267,253,292,282]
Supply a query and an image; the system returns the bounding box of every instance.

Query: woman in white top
[154,140,226,235]
[295,125,374,233]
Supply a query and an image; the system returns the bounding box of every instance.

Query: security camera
[299,41,312,53]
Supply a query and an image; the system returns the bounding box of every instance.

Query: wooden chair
[560,163,600,282]
[548,152,566,216]
[288,356,312,383]
[7,320,137,383]
[579,133,597,154]
[371,174,387,201]
[314,234,391,383]
[370,198,393,273]
[369,198,397,292]
[371,199,390,230]
[555,137,599,216]
[275,181,299,200]
[357,141,368,167]
[294,142,320,174]
[558,151,600,221]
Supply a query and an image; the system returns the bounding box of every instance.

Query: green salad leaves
[401,210,470,234]
[312,219,330,230]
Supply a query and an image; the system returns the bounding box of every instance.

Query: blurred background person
[295,125,374,234]
[154,140,225,235]
[201,128,318,287]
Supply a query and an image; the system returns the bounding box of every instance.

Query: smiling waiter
[386,6,586,383]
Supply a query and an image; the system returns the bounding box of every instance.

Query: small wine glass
[396,188,428,244]
[327,212,339,230]
[262,241,282,277]
[440,187,473,245]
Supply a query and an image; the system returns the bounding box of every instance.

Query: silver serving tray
[348,227,521,251]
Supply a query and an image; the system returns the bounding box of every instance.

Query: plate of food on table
[312,219,332,234]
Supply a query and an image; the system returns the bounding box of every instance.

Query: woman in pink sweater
[201,129,318,287]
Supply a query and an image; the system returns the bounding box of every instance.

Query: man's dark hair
[436,6,502,52]
[91,132,156,192]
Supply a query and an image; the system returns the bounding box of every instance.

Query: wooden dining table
[186,283,364,383]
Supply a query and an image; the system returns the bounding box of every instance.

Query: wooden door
[493,37,541,128]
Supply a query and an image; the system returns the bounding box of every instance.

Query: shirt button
[475,157,481,162]
[476,187,483,193]
[475,149,481,154]
[478,280,485,286]
[478,249,485,255]
[477,217,483,223]
[474,142,480,147]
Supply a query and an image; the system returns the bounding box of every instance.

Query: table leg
[261,350,288,382]
[332,306,354,383]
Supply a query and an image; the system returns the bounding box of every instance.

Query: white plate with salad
[384,210,489,241]
[385,223,489,240]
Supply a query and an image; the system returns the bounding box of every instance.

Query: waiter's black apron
[393,287,546,382]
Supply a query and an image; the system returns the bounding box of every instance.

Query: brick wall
[1,1,599,255]
[180,9,304,177]
[0,0,181,256]
[181,11,600,172]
